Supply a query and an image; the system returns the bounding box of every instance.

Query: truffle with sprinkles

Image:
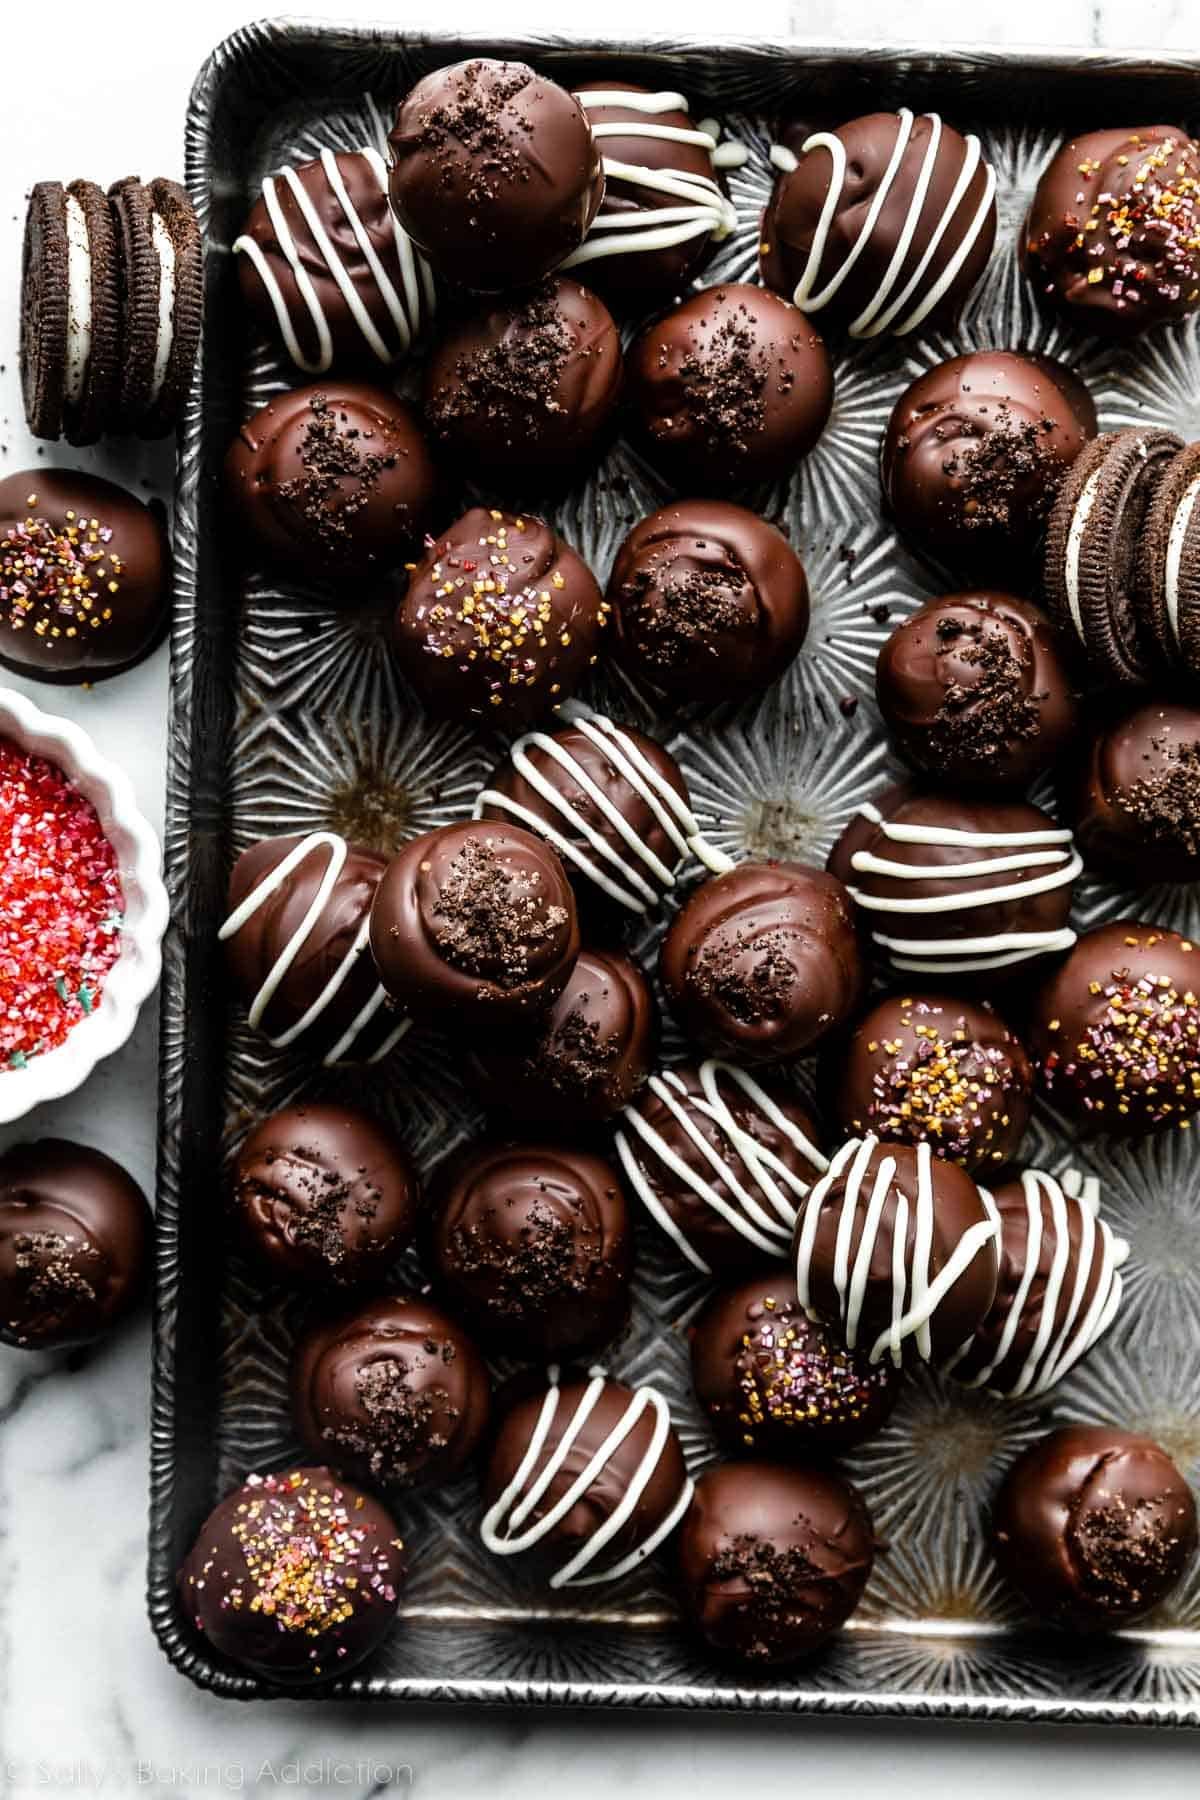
[177,1466,405,1682]
[393,507,609,729]
[0,469,169,681]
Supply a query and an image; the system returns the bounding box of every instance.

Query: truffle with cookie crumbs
[1067,701,1200,882]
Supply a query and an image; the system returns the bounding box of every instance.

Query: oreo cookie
[1139,439,1200,684]
[21,180,122,446]
[1043,428,1182,688]
[108,177,203,439]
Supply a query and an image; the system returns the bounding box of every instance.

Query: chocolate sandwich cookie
[21,180,121,446]
[1043,428,1182,688]
[108,177,203,438]
[1139,439,1200,684]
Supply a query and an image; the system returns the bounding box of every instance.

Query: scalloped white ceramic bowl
[0,687,169,1124]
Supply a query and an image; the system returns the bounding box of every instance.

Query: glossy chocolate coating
[660,862,864,1063]
[1030,920,1200,1134]
[225,382,438,584]
[423,277,622,488]
[466,946,656,1123]
[876,591,1079,790]
[392,508,608,730]
[607,500,809,704]
[428,1140,632,1357]
[0,1139,151,1350]
[993,1426,1198,1629]
[388,59,603,290]
[881,352,1097,574]
[678,1460,876,1664]
[1068,702,1200,882]
[178,1466,405,1682]
[0,469,168,680]
[292,1293,491,1490]
[368,820,579,1029]
[827,991,1033,1174]
[232,1101,419,1289]
[691,1269,899,1456]
[628,284,833,490]
[1024,128,1200,337]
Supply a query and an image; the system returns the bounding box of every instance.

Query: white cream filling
[63,194,93,408]
[1064,464,1105,645]
[1165,473,1200,648]
[148,211,177,406]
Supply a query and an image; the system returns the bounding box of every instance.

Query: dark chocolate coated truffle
[1067,702,1200,882]
[0,1139,151,1350]
[222,831,401,1066]
[392,508,608,730]
[607,500,809,705]
[880,352,1097,575]
[423,277,621,488]
[691,1268,899,1456]
[480,1369,691,1588]
[388,60,603,291]
[828,783,1080,988]
[876,591,1080,790]
[678,1460,876,1664]
[231,1101,419,1290]
[794,1135,999,1367]
[427,1140,632,1357]
[1030,920,1200,1134]
[660,862,864,1063]
[234,147,434,373]
[225,382,438,584]
[0,469,169,681]
[760,109,996,339]
[368,820,579,1029]
[178,1467,405,1682]
[1023,128,1200,338]
[627,284,833,491]
[466,945,655,1123]
[292,1293,491,1490]
[827,990,1033,1174]
[993,1426,1197,1629]
[615,1060,827,1274]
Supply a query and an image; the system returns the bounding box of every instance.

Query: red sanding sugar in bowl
[0,739,123,1068]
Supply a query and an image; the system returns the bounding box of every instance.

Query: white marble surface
[2,0,1200,1793]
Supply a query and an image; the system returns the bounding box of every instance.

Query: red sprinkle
[0,739,123,1068]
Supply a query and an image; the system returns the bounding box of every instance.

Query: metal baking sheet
[151,19,1200,1718]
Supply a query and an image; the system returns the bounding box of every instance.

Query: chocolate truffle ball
[880,352,1097,575]
[678,1460,876,1664]
[427,1141,632,1358]
[660,862,864,1063]
[615,1060,827,1275]
[0,1139,151,1350]
[423,277,622,489]
[760,110,997,339]
[480,1369,692,1588]
[627,284,833,491]
[827,991,1033,1174]
[0,469,169,681]
[292,1293,491,1490]
[1023,128,1200,338]
[178,1467,405,1682]
[392,508,608,730]
[948,1167,1128,1399]
[993,1427,1198,1629]
[368,820,579,1029]
[388,59,603,290]
[234,147,434,373]
[876,592,1080,791]
[1067,702,1200,882]
[225,382,438,584]
[691,1269,899,1456]
[222,831,402,1066]
[828,784,1081,988]
[231,1101,419,1290]
[563,83,740,305]
[477,708,699,916]
[794,1136,1000,1367]
[1030,920,1200,1134]
[466,945,656,1123]
[607,501,810,705]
